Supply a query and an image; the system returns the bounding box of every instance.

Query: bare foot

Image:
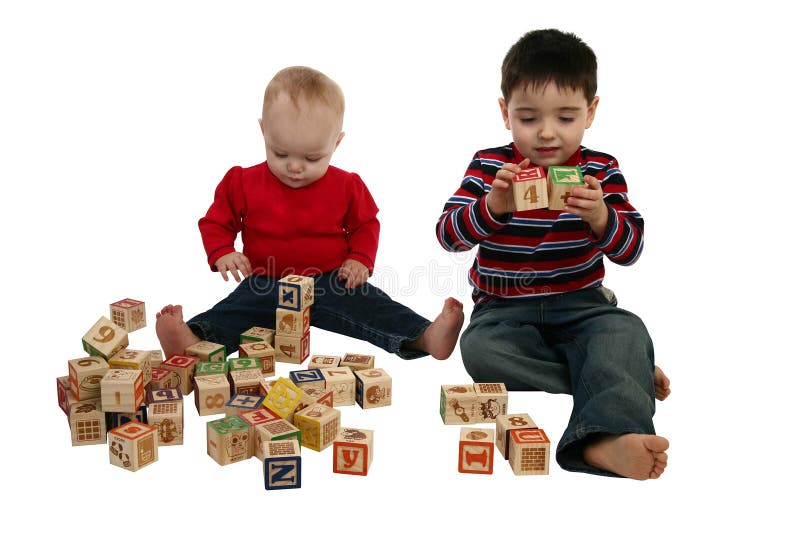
[155,304,201,357]
[406,297,464,360]
[584,434,669,480]
[655,366,671,401]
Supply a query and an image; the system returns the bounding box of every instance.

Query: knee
[459,323,499,381]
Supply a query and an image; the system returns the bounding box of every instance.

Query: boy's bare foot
[406,297,464,360]
[655,366,671,401]
[155,304,201,357]
[584,433,669,480]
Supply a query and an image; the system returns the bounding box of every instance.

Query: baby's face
[262,93,343,189]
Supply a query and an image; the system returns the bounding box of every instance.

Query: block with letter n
[264,439,301,490]
[276,274,315,311]
[458,427,494,475]
[547,165,585,210]
[333,428,373,476]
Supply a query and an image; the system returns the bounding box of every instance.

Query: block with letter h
[333,428,373,476]
[264,439,301,490]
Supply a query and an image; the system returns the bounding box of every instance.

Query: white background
[2,1,796,531]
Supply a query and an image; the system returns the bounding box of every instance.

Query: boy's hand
[214,251,252,282]
[486,158,529,218]
[564,175,609,238]
[338,259,369,289]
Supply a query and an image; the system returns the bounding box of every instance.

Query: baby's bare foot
[584,434,669,480]
[155,304,201,357]
[655,366,671,401]
[406,298,464,360]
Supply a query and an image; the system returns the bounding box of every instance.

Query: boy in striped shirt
[436,29,670,479]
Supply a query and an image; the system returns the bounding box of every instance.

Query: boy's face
[261,92,344,189]
[499,81,599,167]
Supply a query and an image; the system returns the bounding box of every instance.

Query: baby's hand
[564,175,609,238]
[486,159,530,218]
[214,251,252,282]
[338,259,369,289]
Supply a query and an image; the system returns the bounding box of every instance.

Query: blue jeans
[460,286,657,476]
[187,271,431,360]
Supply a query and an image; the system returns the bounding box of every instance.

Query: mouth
[536,147,559,154]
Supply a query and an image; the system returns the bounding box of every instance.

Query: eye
[519,117,537,123]
[273,150,287,158]
[559,117,575,123]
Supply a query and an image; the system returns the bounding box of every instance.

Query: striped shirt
[436,144,644,303]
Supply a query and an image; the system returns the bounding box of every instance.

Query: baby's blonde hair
[263,66,345,119]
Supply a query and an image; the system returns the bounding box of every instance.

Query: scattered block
[146,349,163,368]
[196,361,229,376]
[229,368,263,395]
[496,413,538,459]
[149,367,180,390]
[100,369,144,413]
[355,368,392,409]
[185,340,226,362]
[289,368,325,390]
[240,326,276,346]
[276,275,314,311]
[148,390,184,446]
[458,427,495,475]
[194,374,231,416]
[161,354,200,395]
[308,355,341,369]
[274,332,310,364]
[147,387,183,405]
[276,307,310,338]
[57,376,77,417]
[508,428,550,475]
[109,349,153,386]
[109,298,146,333]
[440,384,478,424]
[340,353,375,371]
[228,357,260,373]
[298,385,334,409]
[547,165,585,210]
[322,367,356,407]
[106,405,148,432]
[333,428,373,476]
[108,421,158,472]
[239,406,281,429]
[225,394,265,417]
[293,404,341,452]
[262,377,305,419]
[255,419,302,462]
[474,383,508,422]
[264,439,301,490]
[207,416,253,465]
[69,399,106,446]
[512,166,548,211]
[238,342,276,377]
[68,356,109,401]
[81,316,128,360]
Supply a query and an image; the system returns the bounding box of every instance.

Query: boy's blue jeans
[460,286,657,476]
[188,271,431,360]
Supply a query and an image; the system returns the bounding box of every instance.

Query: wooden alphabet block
[239,406,281,429]
[82,316,128,360]
[109,298,146,333]
[147,387,183,405]
[228,357,260,373]
[262,377,305,419]
[458,427,494,474]
[106,405,148,432]
[229,368,263,395]
[322,367,356,407]
[440,384,478,424]
[474,383,508,422]
[341,353,375,371]
[308,355,341,369]
[276,307,311,338]
[355,368,392,409]
[240,326,276,346]
[333,428,373,476]
[149,367,180,391]
[259,378,278,397]
[149,399,184,446]
[225,394,266,417]
[299,385,334,409]
[185,340,226,362]
[547,166,585,210]
[194,374,231,416]
[274,332,310,365]
[57,376,77,417]
[161,354,200,395]
[69,399,106,446]
[255,419,302,461]
[293,404,341,452]
[146,349,163,368]
[206,416,253,465]
[109,421,158,472]
[264,439,301,490]
[100,369,144,413]
[496,413,538,459]
[68,356,109,401]
[109,349,153,385]
[238,342,276,377]
[196,361,229,376]
[289,368,325,390]
[276,275,314,311]
[512,166,548,211]
[508,427,550,475]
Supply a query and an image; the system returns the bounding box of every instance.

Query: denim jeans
[188,271,431,360]
[460,286,657,476]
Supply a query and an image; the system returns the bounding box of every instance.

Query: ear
[585,96,600,129]
[334,131,345,150]
[258,117,265,135]
[498,98,511,130]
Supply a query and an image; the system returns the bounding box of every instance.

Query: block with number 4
[512,166,548,211]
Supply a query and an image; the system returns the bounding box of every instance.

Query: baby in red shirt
[156,66,463,360]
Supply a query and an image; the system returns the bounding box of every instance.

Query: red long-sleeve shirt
[199,162,380,277]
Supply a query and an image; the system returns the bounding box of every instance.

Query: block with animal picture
[322,366,356,407]
[547,165,585,210]
[68,356,109,401]
[458,427,495,475]
[474,383,508,422]
[276,274,315,311]
[512,166,548,211]
[161,354,200,395]
[307,355,341,369]
[185,340,226,362]
[264,439,301,490]
[149,398,184,446]
[194,374,231,416]
[240,326,276,346]
[100,369,144,413]
[81,316,128,360]
[274,332,310,365]
[229,368,263,396]
[69,399,106,446]
[340,353,375,371]
[238,342,276,377]
[109,349,153,386]
[333,428,373,476]
[508,427,550,475]
[207,415,253,466]
[225,393,265,417]
[275,307,311,339]
[293,403,341,452]
[109,421,158,472]
[496,413,538,459]
[109,298,146,333]
[355,368,392,409]
[255,419,302,461]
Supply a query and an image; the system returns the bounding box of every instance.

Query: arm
[339,174,380,287]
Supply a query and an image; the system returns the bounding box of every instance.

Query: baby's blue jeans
[188,271,431,359]
[460,286,657,476]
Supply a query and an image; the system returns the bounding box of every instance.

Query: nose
[287,160,303,174]
[538,119,556,140]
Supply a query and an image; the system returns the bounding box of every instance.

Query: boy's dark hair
[501,29,597,104]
